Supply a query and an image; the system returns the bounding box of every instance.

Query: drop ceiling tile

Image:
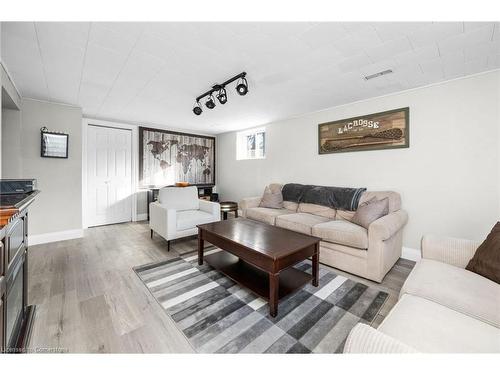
[439,25,495,55]
[79,81,109,113]
[464,41,500,61]
[341,22,372,33]
[296,23,350,50]
[487,54,500,68]
[373,22,431,42]
[419,58,444,76]
[493,23,500,40]
[88,23,140,55]
[5,72,48,100]
[463,22,495,32]
[443,60,465,79]
[2,22,37,41]
[393,45,439,65]
[408,22,464,48]
[464,57,489,75]
[133,31,179,62]
[1,23,48,99]
[337,53,372,73]
[81,43,128,87]
[366,37,413,62]
[257,22,316,39]
[35,22,89,49]
[331,27,383,57]
[114,50,165,90]
[97,22,145,41]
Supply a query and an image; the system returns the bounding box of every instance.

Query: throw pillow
[351,197,389,229]
[259,186,284,209]
[466,222,500,284]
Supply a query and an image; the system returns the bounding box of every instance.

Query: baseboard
[29,229,84,246]
[401,246,421,262]
[135,213,148,221]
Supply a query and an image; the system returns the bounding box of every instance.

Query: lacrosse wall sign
[139,127,215,187]
[318,107,409,154]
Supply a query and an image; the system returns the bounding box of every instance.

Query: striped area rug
[134,247,388,353]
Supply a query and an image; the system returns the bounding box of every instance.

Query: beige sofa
[344,235,500,353]
[240,184,408,282]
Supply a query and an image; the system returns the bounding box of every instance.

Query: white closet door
[87,125,132,227]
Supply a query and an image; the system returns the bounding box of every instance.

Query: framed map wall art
[318,107,409,154]
[139,127,215,187]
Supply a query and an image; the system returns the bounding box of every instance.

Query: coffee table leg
[312,243,319,287]
[269,273,279,317]
[198,229,204,266]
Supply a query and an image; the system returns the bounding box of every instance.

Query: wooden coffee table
[197,218,320,317]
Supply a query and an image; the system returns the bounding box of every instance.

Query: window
[236,127,266,160]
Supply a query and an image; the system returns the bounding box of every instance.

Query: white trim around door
[82,118,139,228]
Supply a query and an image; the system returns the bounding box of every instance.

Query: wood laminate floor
[27,221,414,353]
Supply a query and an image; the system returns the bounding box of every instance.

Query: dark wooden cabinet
[1,200,36,352]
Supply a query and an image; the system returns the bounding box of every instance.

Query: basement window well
[236,127,266,160]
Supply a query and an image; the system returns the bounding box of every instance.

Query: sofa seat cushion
[400,259,500,328]
[275,213,330,235]
[313,220,368,249]
[246,207,295,225]
[176,210,216,231]
[379,294,500,353]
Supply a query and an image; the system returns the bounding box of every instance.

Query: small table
[219,201,238,220]
[197,218,320,317]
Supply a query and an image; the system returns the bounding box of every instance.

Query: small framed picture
[41,130,69,158]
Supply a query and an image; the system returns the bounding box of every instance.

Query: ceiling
[1,22,499,134]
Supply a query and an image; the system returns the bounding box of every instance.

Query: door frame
[82,118,138,229]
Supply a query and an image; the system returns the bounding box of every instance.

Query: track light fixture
[236,77,249,96]
[217,87,227,104]
[205,94,216,109]
[192,101,202,115]
[192,72,248,115]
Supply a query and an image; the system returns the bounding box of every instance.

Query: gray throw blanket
[282,183,366,211]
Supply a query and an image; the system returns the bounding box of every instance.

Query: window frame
[236,127,266,160]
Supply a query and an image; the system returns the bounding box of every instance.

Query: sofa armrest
[149,202,177,240]
[368,210,408,241]
[421,235,480,268]
[344,323,418,353]
[199,200,221,220]
[239,196,262,217]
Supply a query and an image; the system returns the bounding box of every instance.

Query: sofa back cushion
[298,203,336,219]
[359,191,401,212]
[336,209,356,222]
[158,186,199,211]
[283,201,299,211]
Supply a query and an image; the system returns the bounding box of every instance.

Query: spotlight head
[205,95,216,109]
[217,88,227,104]
[192,102,202,116]
[236,77,248,96]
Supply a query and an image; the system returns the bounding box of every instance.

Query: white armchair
[149,186,220,251]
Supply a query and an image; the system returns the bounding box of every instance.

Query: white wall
[5,99,84,237]
[217,71,500,249]
[1,108,22,177]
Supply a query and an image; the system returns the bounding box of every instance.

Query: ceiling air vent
[364,69,393,80]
